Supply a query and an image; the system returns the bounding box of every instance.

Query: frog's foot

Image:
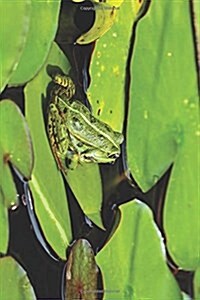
[52,74,75,100]
[65,151,79,170]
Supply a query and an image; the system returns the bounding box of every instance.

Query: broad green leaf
[9,0,61,85]
[65,239,98,300]
[127,0,199,192]
[0,100,33,253]
[66,164,103,229]
[194,266,200,300]
[25,43,72,259]
[88,0,137,132]
[0,256,36,300]
[0,100,34,180]
[0,189,9,254]
[164,111,200,270]
[96,200,182,300]
[0,0,31,92]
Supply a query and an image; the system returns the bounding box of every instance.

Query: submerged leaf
[65,239,99,300]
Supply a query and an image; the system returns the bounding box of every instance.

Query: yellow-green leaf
[25,43,72,259]
[0,256,36,300]
[66,164,103,229]
[0,0,31,92]
[9,0,61,85]
[0,100,34,180]
[96,200,182,300]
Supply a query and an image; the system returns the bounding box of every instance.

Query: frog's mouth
[80,151,120,164]
[108,153,119,160]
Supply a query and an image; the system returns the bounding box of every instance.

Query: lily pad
[25,43,72,259]
[87,0,137,132]
[164,111,200,270]
[96,200,182,300]
[0,100,34,180]
[0,0,31,92]
[9,0,61,86]
[66,164,103,229]
[0,256,36,300]
[0,99,33,253]
[127,0,199,192]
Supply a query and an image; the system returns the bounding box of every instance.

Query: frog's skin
[47,74,124,170]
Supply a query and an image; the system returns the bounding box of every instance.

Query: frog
[47,73,124,170]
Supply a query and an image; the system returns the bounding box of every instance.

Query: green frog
[47,73,123,170]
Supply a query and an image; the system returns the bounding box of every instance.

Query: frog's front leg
[52,74,75,100]
[65,149,79,170]
[48,103,69,171]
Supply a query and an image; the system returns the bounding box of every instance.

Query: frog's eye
[77,142,83,148]
[98,134,105,141]
[90,116,97,124]
[63,107,67,114]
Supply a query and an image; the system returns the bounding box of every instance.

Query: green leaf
[88,0,137,132]
[66,164,103,229]
[0,100,33,253]
[0,149,18,208]
[127,0,199,192]
[0,0,31,92]
[65,239,98,300]
[164,112,200,270]
[0,100,34,180]
[0,256,36,300]
[25,43,72,259]
[0,189,9,254]
[9,0,61,86]
[194,266,200,300]
[96,200,182,300]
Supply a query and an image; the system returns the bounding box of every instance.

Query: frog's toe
[65,152,79,170]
